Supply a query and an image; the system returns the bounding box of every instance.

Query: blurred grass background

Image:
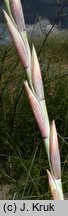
[0,35,68,199]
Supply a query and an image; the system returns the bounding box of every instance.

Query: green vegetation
[0,36,68,199]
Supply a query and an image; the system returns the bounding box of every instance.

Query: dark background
[0,0,68,28]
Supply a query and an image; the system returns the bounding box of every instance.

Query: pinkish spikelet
[24,81,48,139]
[32,45,44,100]
[50,120,61,179]
[3,10,29,69]
[10,0,26,31]
[47,170,60,200]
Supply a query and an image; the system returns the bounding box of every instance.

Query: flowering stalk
[4,0,64,200]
